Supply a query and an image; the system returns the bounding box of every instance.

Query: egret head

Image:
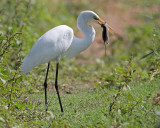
[79,10,112,32]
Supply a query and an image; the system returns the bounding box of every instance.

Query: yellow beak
[96,18,113,34]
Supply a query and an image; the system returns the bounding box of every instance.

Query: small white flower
[0,117,5,122]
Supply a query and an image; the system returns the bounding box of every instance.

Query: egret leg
[44,62,50,111]
[55,62,64,112]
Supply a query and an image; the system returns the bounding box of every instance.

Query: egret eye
[93,16,105,25]
[93,16,99,20]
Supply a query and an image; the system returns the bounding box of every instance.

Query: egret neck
[65,15,96,59]
[77,18,96,51]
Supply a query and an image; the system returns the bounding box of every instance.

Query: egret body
[21,10,111,112]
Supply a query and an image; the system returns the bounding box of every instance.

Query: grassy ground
[22,79,160,127]
[0,0,160,127]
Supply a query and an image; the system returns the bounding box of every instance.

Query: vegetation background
[0,0,160,127]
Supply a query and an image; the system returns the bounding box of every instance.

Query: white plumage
[21,25,73,74]
[20,10,109,112]
[21,11,105,74]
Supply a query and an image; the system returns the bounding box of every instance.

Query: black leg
[55,62,64,112]
[44,62,50,111]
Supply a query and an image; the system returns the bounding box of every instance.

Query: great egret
[21,10,112,112]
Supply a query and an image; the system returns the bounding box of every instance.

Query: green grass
[24,79,160,127]
[31,89,107,127]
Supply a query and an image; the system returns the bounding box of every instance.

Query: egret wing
[21,25,73,74]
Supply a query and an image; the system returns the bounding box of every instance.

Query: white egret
[21,10,112,112]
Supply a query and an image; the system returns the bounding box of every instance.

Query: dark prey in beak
[101,23,109,56]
